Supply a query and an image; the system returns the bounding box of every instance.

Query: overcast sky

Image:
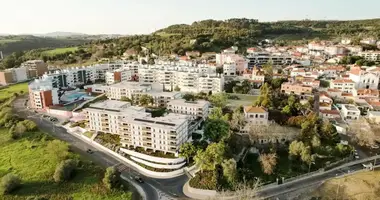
[2,0,380,35]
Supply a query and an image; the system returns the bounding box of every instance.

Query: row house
[281,82,313,96]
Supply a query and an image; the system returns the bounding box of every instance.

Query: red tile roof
[332,79,355,83]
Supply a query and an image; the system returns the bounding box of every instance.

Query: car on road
[42,115,50,119]
[86,149,94,154]
[371,144,379,149]
[50,118,58,122]
[134,176,144,183]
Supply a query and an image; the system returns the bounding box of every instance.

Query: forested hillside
[1,18,380,69]
[0,35,88,56]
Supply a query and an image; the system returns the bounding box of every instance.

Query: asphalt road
[13,97,189,200]
[259,160,380,199]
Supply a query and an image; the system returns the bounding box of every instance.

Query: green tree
[209,107,229,121]
[174,85,181,91]
[209,93,228,108]
[103,166,121,190]
[0,174,21,195]
[120,96,132,103]
[230,108,246,131]
[179,142,197,163]
[139,94,153,106]
[258,153,277,175]
[183,93,196,101]
[311,135,321,148]
[194,142,226,172]
[319,80,330,88]
[53,159,76,183]
[204,119,230,142]
[221,159,237,183]
[254,83,272,108]
[271,78,287,89]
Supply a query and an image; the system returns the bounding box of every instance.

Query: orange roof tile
[244,106,267,113]
[332,79,354,83]
[320,110,340,115]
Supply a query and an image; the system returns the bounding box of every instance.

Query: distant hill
[0,35,88,56]
[36,31,88,37]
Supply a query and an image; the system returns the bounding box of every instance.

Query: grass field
[42,47,79,56]
[228,94,258,108]
[0,83,29,101]
[0,129,132,200]
[311,170,380,200]
[0,39,21,44]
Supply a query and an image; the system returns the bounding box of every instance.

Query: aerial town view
[1,0,380,200]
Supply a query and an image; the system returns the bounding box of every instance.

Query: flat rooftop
[90,100,131,111]
[368,111,380,116]
[168,99,210,107]
[132,113,188,129]
[108,81,152,89]
[343,104,360,111]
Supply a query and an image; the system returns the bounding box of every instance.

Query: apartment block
[281,82,313,96]
[330,79,355,93]
[105,69,133,85]
[0,71,14,85]
[359,51,380,61]
[247,52,292,68]
[167,99,210,120]
[341,104,360,120]
[21,60,48,77]
[84,100,189,154]
[28,78,59,109]
[137,65,222,93]
[105,81,181,107]
[223,63,236,76]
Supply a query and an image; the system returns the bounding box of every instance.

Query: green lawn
[42,47,79,56]
[0,129,132,200]
[228,94,258,108]
[0,83,29,101]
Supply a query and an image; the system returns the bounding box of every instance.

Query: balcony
[143,137,152,142]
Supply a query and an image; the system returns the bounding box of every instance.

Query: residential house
[330,79,355,93]
[341,104,361,120]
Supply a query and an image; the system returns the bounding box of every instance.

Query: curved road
[13,97,190,200]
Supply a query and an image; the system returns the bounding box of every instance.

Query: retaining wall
[120,148,185,164]
[130,156,186,169]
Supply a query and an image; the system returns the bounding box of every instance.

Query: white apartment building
[106,81,181,107]
[198,74,224,94]
[167,99,210,120]
[84,100,191,153]
[349,67,380,89]
[120,113,189,153]
[330,79,355,93]
[105,69,133,85]
[12,67,28,82]
[247,52,292,67]
[290,69,306,77]
[137,64,221,93]
[84,100,148,134]
[106,82,152,100]
[223,63,236,76]
[359,51,380,61]
[341,104,361,120]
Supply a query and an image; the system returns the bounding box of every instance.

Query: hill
[2,18,380,68]
[37,31,88,37]
[0,35,88,56]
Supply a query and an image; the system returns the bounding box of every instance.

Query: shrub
[53,159,77,183]
[22,120,38,131]
[103,166,121,190]
[0,173,21,195]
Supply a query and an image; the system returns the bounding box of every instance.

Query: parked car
[86,149,94,154]
[134,176,144,183]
